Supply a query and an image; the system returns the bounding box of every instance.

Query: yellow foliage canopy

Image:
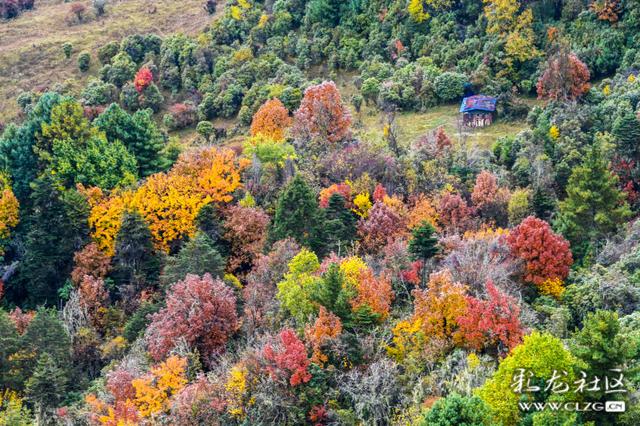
[225,364,248,418]
[352,192,372,218]
[538,277,565,298]
[87,148,247,254]
[483,0,540,66]
[388,270,468,363]
[132,356,187,418]
[0,179,19,255]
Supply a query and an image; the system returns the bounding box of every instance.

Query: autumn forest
[0,0,639,425]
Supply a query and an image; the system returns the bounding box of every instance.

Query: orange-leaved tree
[387,269,467,363]
[250,98,292,141]
[351,268,394,320]
[413,269,468,343]
[305,306,343,366]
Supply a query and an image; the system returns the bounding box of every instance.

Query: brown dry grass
[0,0,219,122]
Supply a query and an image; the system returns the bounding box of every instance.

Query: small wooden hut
[459,95,497,128]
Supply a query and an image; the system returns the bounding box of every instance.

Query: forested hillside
[0,0,639,424]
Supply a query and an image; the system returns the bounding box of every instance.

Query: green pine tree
[195,203,229,257]
[0,310,20,389]
[22,309,72,370]
[612,108,640,159]
[419,392,494,426]
[162,232,225,286]
[531,185,556,221]
[556,143,631,260]
[25,353,68,425]
[12,175,89,306]
[408,220,440,286]
[123,302,161,342]
[36,99,95,160]
[94,103,166,176]
[571,310,636,378]
[0,92,65,202]
[312,263,354,323]
[11,309,72,394]
[271,175,325,255]
[323,193,356,256]
[50,133,138,190]
[110,210,162,295]
[570,310,637,425]
[305,0,342,26]
[351,305,381,327]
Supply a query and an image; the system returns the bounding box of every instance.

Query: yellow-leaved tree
[0,175,19,256]
[87,148,247,254]
[408,0,430,22]
[132,355,187,418]
[483,0,540,70]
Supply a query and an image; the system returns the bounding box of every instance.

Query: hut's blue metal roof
[459,95,497,113]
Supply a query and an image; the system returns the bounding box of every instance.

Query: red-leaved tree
[437,191,473,232]
[134,67,154,94]
[71,242,111,286]
[537,49,590,101]
[262,328,312,386]
[146,273,239,362]
[455,281,523,355]
[292,81,352,144]
[357,201,405,253]
[372,183,387,202]
[471,170,510,225]
[471,170,498,209]
[507,216,573,286]
[78,275,109,327]
[223,205,270,274]
[8,307,35,334]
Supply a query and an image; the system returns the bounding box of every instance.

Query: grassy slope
[0,0,218,122]
[357,104,530,150]
[337,70,539,150]
[1,2,533,150]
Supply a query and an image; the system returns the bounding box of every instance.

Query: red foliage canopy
[357,201,405,253]
[263,328,312,387]
[8,307,35,334]
[146,273,238,362]
[471,170,499,210]
[507,216,573,285]
[106,367,136,402]
[292,81,352,143]
[71,243,111,286]
[372,183,387,203]
[223,205,270,273]
[437,192,472,232]
[455,281,524,355]
[536,51,590,101]
[134,67,154,94]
